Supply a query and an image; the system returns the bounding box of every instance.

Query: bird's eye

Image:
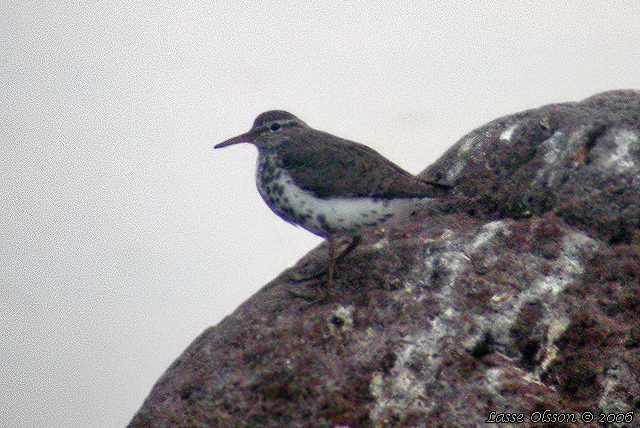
[270,123,281,131]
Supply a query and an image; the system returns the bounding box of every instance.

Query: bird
[215,110,449,288]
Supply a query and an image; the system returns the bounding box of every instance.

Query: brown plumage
[277,127,447,199]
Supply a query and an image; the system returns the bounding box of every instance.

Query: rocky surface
[129,90,640,428]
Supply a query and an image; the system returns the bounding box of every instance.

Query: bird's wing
[278,130,445,199]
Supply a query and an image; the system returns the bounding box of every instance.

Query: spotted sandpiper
[215,111,449,287]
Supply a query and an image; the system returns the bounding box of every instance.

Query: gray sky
[2,1,639,427]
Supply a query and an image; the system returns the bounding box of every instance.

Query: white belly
[257,164,427,238]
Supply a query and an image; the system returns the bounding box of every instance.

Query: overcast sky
[3,1,639,427]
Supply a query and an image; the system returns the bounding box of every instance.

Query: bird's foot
[284,264,327,283]
[285,236,362,300]
[286,283,322,301]
[283,263,327,300]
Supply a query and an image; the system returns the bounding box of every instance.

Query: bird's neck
[256,151,282,184]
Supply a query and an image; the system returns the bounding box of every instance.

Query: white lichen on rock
[370,318,451,424]
[499,124,518,143]
[458,136,476,153]
[467,220,511,252]
[446,159,466,182]
[601,128,639,173]
[534,130,567,185]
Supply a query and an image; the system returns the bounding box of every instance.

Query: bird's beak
[214,131,254,149]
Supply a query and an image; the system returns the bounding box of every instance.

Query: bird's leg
[325,235,362,286]
[327,239,336,287]
[326,235,361,287]
[285,239,337,300]
[285,235,361,289]
[334,235,361,264]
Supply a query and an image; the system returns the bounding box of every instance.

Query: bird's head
[215,110,306,151]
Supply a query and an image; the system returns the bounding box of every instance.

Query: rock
[129,90,640,428]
